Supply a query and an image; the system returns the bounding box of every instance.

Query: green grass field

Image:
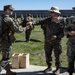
[0,26,68,68]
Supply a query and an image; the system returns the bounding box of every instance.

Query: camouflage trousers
[44,41,62,68]
[67,40,75,73]
[25,29,32,41]
[0,40,12,71]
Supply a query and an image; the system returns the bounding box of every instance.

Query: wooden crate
[19,53,29,68]
[12,53,20,69]
[12,53,29,69]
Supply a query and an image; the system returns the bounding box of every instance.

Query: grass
[0,25,68,68]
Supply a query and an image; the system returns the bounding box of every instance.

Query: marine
[22,14,34,42]
[35,6,66,75]
[64,13,75,75]
[0,5,21,75]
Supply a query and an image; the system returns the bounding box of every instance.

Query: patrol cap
[49,6,61,14]
[4,5,14,11]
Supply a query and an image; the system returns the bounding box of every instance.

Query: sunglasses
[51,12,55,13]
[9,9,13,11]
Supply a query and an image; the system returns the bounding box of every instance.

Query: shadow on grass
[30,39,41,42]
[15,39,41,43]
[15,40,25,42]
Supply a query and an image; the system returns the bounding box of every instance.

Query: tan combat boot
[55,68,60,75]
[6,70,16,75]
[43,67,52,73]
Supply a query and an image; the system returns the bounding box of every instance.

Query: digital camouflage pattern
[0,14,20,71]
[65,17,75,73]
[36,17,65,68]
[22,14,34,42]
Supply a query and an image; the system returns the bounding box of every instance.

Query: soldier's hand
[69,31,75,36]
[51,35,57,40]
[26,22,32,25]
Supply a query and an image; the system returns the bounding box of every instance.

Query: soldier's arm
[33,18,47,26]
[6,18,21,32]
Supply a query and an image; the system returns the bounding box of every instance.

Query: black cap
[4,5,14,11]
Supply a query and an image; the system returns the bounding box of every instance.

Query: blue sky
[0,0,75,10]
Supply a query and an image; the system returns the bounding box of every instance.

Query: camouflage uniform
[0,13,20,71]
[38,17,65,69]
[65,18,75,74]
[22,14,33,42]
